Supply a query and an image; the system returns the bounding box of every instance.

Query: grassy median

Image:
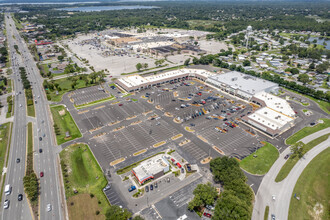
[240,142,279,175]
[286,118,330,145]
[288,147,330,220]
[50,105,82,145]
[276,134,329,182]
[0,123,12,181]
[60,144,109,219]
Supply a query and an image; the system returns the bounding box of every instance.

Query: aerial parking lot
[62,77,266,168]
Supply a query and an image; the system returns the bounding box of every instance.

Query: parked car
[203,213,212,218]
[150,184,153,191]
[154,182,158,188]
[145,186,149,192]
[284,154,290,160]
[128,185,136,192]
[118,104,123,106]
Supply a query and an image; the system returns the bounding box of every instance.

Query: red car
[40,172,44,177]
[227,113,231,115]
[118,104,123,106]
[176,163,182,168]
[171,158,175,163]
[203,213,212,218]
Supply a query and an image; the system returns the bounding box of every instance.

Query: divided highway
[1,14,63,220]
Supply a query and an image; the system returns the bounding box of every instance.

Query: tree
[316,62,329,74]
[290,68,299,75]
[243,60,251,66]
[132,216,144,220]
[136,63,142,71]
[298,73,309,85]
[105,205,132,220]
[143,63,148,69]
[308,63,315,70]
[213,190,251,220]
[188,183,218,210]
[184,58,191,66]
[57,55,64,61]
[290,142,304,159]
[210,157,246,186]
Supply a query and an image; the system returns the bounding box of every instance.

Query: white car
[46,204,52,212]
[4,199,9,209]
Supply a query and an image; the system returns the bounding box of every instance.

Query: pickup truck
[128,185,136,192]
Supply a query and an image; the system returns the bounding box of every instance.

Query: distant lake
[58,5,159,12]
[308,37,330,50]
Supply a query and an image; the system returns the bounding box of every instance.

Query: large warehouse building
[132,154,170,185]
[206,71,279,100]
[242,92,296,137]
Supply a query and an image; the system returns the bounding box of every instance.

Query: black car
[16,158,20,163]
[18,194,23,201]
[39,137,42,141]
[154,182,158,188]
[310,122,315,126]
[145,186,149,192]
[150,184,153,190]
[284,154,290,160]
[39,148,43,153]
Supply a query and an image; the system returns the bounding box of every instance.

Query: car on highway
[16,158,20,163]
[39,137,42,141]
[47,204,52,212]
[43,133,46,137]
[271,214,275,220]
[18,194,23,201]
[3,199,9,209]
[19,104,22,107]
[203,213,212,218]
[39,148,42,153]
[40,172,44,177]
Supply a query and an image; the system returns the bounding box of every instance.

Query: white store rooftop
[253,91,295,117]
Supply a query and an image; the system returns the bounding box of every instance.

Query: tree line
[15,1,330,41]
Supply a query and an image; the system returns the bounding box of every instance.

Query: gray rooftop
[208,71,278,95]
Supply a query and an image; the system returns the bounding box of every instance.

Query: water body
[58,5,158,12]
[308,37,330,50]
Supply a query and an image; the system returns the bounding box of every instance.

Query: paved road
[1,14,64,220]
[252,134,329,220]
[1,14,33,220]
[300,127,330,144]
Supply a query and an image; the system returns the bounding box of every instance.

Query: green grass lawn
[60,144,109,216]
[264,206,269,220]
[46,76,101,102]
[240,142,279,175]
[288,147,330,220]
[50,105,82,145]
[275,134,329,182]
[0,123,12,181]
[286,118,330,145]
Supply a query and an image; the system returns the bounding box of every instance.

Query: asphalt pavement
[1,14,33,220]
[0,14,64,220]
[252,132,329,220]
